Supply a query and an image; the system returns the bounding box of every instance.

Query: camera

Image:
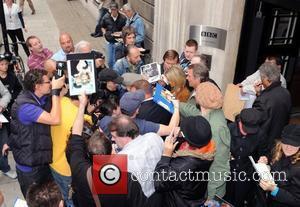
[91,50,105,59]
[89,81,111,104]
[55,61,67,79]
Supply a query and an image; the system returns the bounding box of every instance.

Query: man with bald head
[52,33,74,61]
[113,45,143,76]
[44,59,57,78]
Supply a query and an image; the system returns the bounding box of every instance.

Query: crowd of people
[0,1,299,207]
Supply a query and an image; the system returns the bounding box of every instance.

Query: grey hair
[188,63,209,82]
[74,40,92,53]
[122,3,134,12]
[192,54,209,69]
[259,63,280,83]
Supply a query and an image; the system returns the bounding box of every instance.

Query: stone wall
[80,0,246,91]
[153,0,246,91]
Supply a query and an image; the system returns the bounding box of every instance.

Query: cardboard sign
[223,83,245,121]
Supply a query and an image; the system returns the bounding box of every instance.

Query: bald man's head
[59,32,74,54]
[44,59,57,78]
[127,45,141,65]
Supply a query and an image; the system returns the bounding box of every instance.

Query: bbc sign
[189,25,227,50]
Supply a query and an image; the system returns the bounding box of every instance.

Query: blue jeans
[0,126,10,173]
[107,42,117,69]
[16,165,53,197]
[51,167,74,207]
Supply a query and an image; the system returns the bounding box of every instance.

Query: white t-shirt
[3,3,22,30]
[119,132,164,197]
[241,70,287,95]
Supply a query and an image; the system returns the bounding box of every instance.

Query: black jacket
[67,134,158,207]
[229,122,268,175]
[154,155,213,207]
[9,91,52,166]
[137,99,172,125]
[0,70,22,113]
[102,13,126,43]
[268,156,300,207]
[253,81,291,152]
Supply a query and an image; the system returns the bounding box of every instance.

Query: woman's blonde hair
[165,64,186,91]
[271,140,300,165]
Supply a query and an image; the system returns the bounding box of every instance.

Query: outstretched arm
[72,93,88,136]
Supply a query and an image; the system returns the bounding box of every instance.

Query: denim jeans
[51,167,74,207]
[107,42,117,69]
[16,165,53,197]
[0,126,10,173]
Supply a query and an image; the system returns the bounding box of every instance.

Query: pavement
[0,0,106,206]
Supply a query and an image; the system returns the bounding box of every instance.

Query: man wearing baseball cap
[154,116,215,206]
[95,68,125,101]
[101,2,127,68]
[227,108,268,206]
[0,55,14,179]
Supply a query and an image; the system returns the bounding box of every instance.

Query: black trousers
[7,28,30,56]
[16,165,53,198]
[94,7,108,34]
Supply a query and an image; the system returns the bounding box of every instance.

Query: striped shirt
[27,48,53,70]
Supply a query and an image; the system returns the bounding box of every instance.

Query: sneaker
[90,32,102,38]
[4,170,17,179]
[93,33,103,37]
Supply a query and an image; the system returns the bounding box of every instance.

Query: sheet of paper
[14,198,28,207]
[0,114,8,123]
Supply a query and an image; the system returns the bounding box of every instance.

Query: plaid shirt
[27,48,53,70]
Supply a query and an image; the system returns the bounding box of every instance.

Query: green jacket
[179,95,200,117]
[204,109,231,199]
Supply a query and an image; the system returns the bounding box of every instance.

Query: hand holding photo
[153,83,174,114]
[140,62,161,83]
[67,53,96,96]
[249,156,275,184]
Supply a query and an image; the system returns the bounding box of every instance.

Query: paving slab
[0,0,106,205]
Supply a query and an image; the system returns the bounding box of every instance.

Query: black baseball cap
[282,124,300,147]
[180,116,212,148]
[240,108,262,134]
[99,69,123,84]
[0,54,9,62]
[110,2,119,9]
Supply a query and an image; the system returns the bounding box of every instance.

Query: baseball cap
[282,124,300,147]
[0,54,9,62]
[99,69,123,84]
[120,90,145,116]
[121,73,144,87]
[180,116,212,148]
[240,108,262,134]
[110,2,118,9]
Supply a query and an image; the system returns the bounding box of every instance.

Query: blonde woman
[164,64,190,102]
[258,124,300,207]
